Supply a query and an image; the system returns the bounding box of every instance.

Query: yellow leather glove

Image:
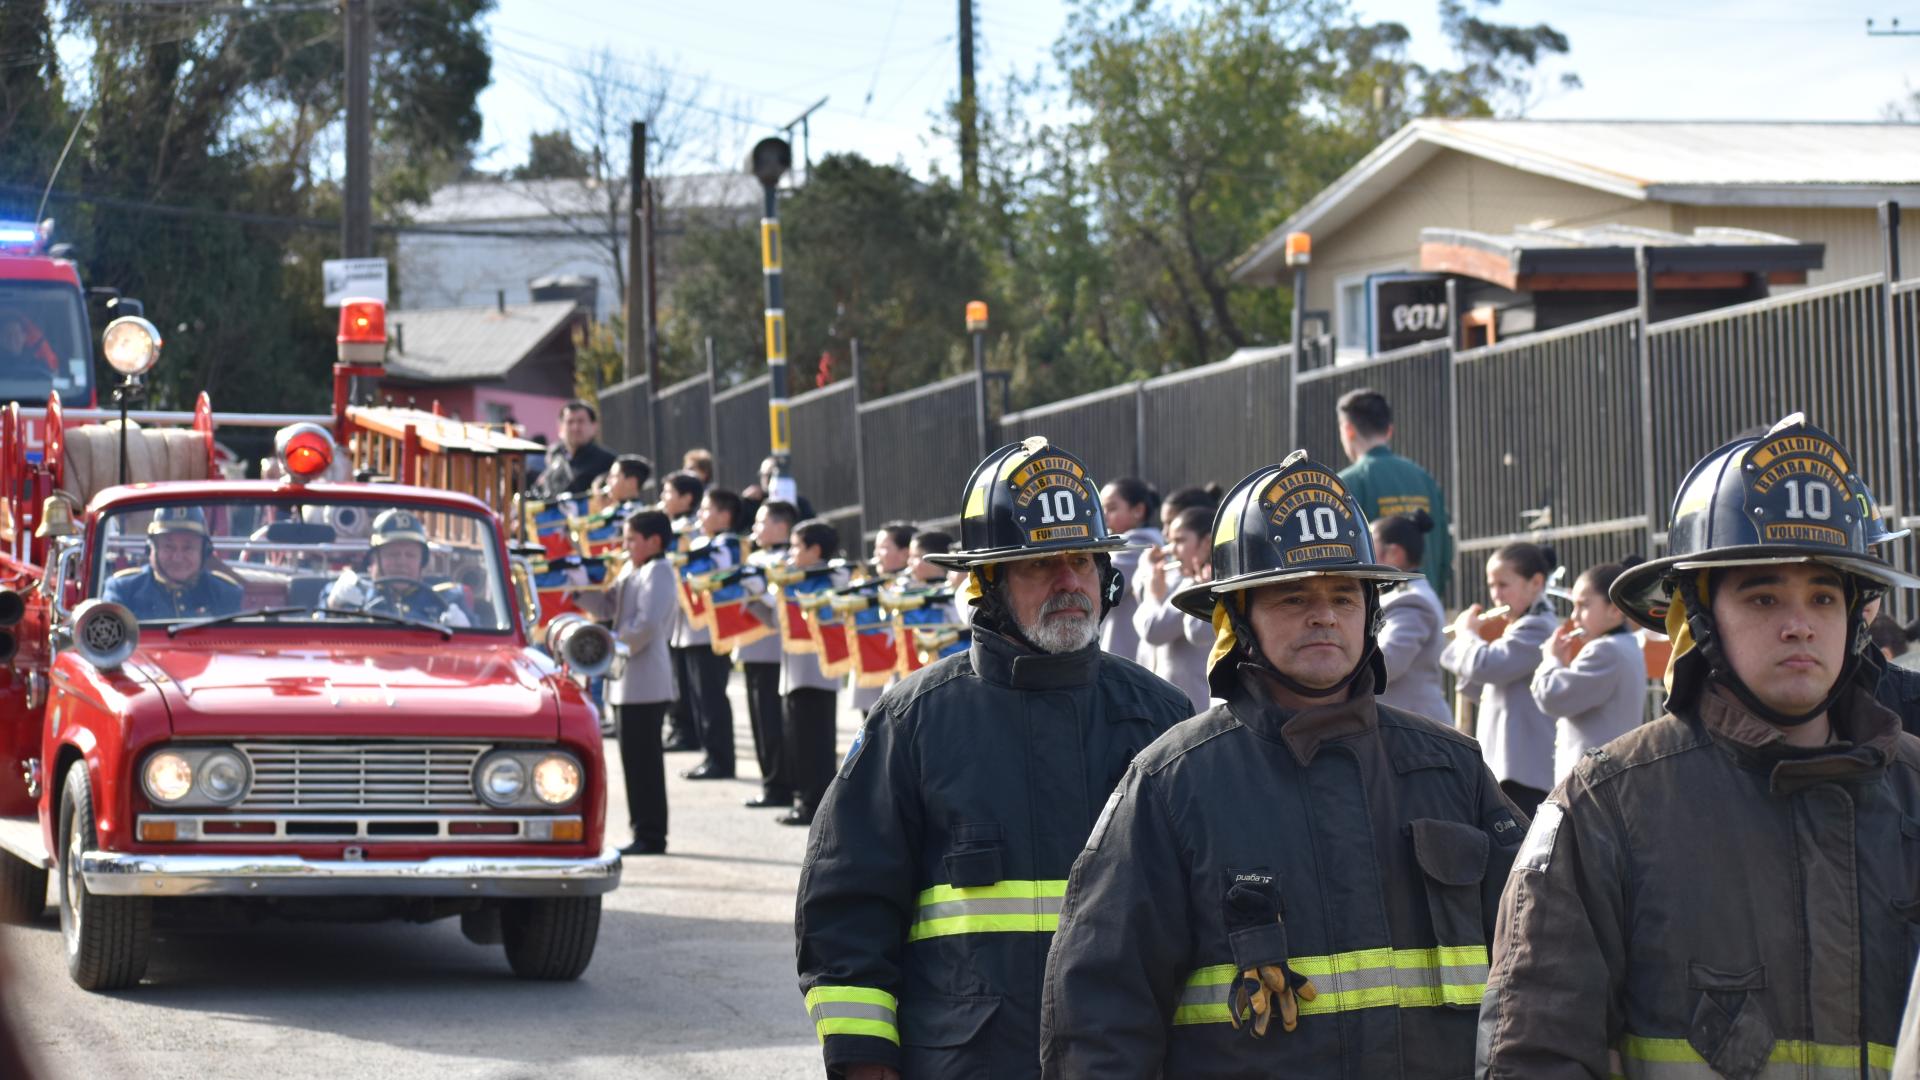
[1228,963,1319,1036]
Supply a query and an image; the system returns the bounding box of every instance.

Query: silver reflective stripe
[914,894,1066,922]
[1619,1060,1887,1080]
[809,1002,897,1025]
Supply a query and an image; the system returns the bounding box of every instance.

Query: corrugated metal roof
[384,300,580,383]
[409,173,763,225]
[1235,120,1920,284]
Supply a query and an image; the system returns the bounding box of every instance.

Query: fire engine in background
[0,218,100,419]
[0,295,624,990]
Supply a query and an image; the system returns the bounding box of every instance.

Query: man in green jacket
[1336,387,1452,598]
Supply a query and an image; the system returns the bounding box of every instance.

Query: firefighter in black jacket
[1039,451,1526,1078]
[794,436,1192,1080]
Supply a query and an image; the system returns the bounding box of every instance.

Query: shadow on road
[11,904,814,1068]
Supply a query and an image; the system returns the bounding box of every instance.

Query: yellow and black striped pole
[750,138,796,501]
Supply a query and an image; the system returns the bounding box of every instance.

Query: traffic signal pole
[751,138,797,504]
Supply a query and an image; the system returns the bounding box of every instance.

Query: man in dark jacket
[1478,414,1920,1077]
[1039,451,1524,1078]
[531,399,616,501]
[794,436,1192,1080]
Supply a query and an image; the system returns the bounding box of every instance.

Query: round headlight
[199,751,249,804]
[143,752,194,804]
[102,316,163,377]
[531,755,582,806]
[478,756,527,806]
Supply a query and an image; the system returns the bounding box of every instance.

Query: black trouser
[666,647,701,748]
[783,687,838,814]
[616,701,668,847]
[688,647,736,773]
[1500,779,1547,820]
[742,662,788,799]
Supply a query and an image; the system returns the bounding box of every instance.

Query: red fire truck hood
[131,639,561,739]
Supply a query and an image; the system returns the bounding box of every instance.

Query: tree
[664,155,984,397]
[12,0,496,412]
[517,131,591,180]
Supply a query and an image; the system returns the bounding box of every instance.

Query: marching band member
[740,500,800,810]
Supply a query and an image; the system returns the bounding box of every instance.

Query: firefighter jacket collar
[1225,663,1380,766]
[969,626,1102,690]
[1695,682,1901,795]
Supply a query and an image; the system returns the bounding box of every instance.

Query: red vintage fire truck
[0,292,623,990]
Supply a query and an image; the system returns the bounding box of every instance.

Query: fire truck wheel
[58,767,152,991]
[500,895,601,980]
[0,850,46,924]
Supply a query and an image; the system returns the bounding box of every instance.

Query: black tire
[500,896,600,980]
[0,849,46,924]
[58,767,151,991]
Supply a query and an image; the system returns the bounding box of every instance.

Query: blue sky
[474,0,1919,178]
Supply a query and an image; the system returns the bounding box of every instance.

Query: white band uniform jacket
[1039,664,1526,1079]
[795,626,1191,1080]
[1441,600,1559,792]
[609,554,679,706]
[1529,628,1647,788]
[1375,576,1451,726]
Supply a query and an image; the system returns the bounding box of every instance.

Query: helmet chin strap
[1224,584,1385,702]
[1675,573,1869,729]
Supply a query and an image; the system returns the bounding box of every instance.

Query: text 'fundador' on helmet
[370,508,430,550]
[923,436,1134,571]
[147,505,209,539]
[1609,413,1920,633]
[1170,450,1416,621]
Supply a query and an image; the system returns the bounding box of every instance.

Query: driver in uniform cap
[323,509,471,627]
[1039,451,1525,1078]
[1477,415,1920,1078]
[794,436,1192,1080]
[103,506,243,620]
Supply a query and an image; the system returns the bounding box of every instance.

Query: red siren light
[276,423,336,482]
[337,297,387,364]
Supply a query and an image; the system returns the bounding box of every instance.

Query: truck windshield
[92,499,514,633]
[0,280,91,406]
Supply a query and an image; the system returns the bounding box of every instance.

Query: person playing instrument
[102,506,244,621]
[322,509,471,627]
[1529,556,1649,787]
[1370,510,1450,725]
[1134,504,1215,715]
[1440,541,1558,817]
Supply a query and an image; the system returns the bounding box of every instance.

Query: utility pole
[780,97,829,188]
[958,0,978,195]
[751,138,797,505]
[342,0,372,258]
[627,122,650,385]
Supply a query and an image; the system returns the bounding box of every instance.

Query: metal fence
[596,242,1920,613]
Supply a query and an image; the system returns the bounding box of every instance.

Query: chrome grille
[235,742,488,811]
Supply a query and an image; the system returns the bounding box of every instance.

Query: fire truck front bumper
[79,849,623,898]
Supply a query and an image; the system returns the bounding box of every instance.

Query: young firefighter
[1039,452,1523,1079]
[795,438,1190,1080]
[1477,415,1920,1077]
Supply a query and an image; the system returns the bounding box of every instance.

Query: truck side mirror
[510,557,542,635]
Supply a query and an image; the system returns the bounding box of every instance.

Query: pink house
[377,300,586,441]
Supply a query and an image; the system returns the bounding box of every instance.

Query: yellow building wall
[1671,205,1920,287]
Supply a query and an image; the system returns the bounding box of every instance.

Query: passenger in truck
[321,508,472,627]
[101,506,244,620]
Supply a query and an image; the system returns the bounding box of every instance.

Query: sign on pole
[323,257,389,307]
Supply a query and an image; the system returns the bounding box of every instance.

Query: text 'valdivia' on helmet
[1172,450,1417,701]
[926,436,1140,627]
[1608,412,1920,724]
[369,508,429,550]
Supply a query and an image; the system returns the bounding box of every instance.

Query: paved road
[0,682,858,1080]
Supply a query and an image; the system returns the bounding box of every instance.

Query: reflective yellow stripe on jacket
[1172,946,1489,1025]
[1611,1035,1894,1079]
[907,879,1068,942]
[805,985,899,1044]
